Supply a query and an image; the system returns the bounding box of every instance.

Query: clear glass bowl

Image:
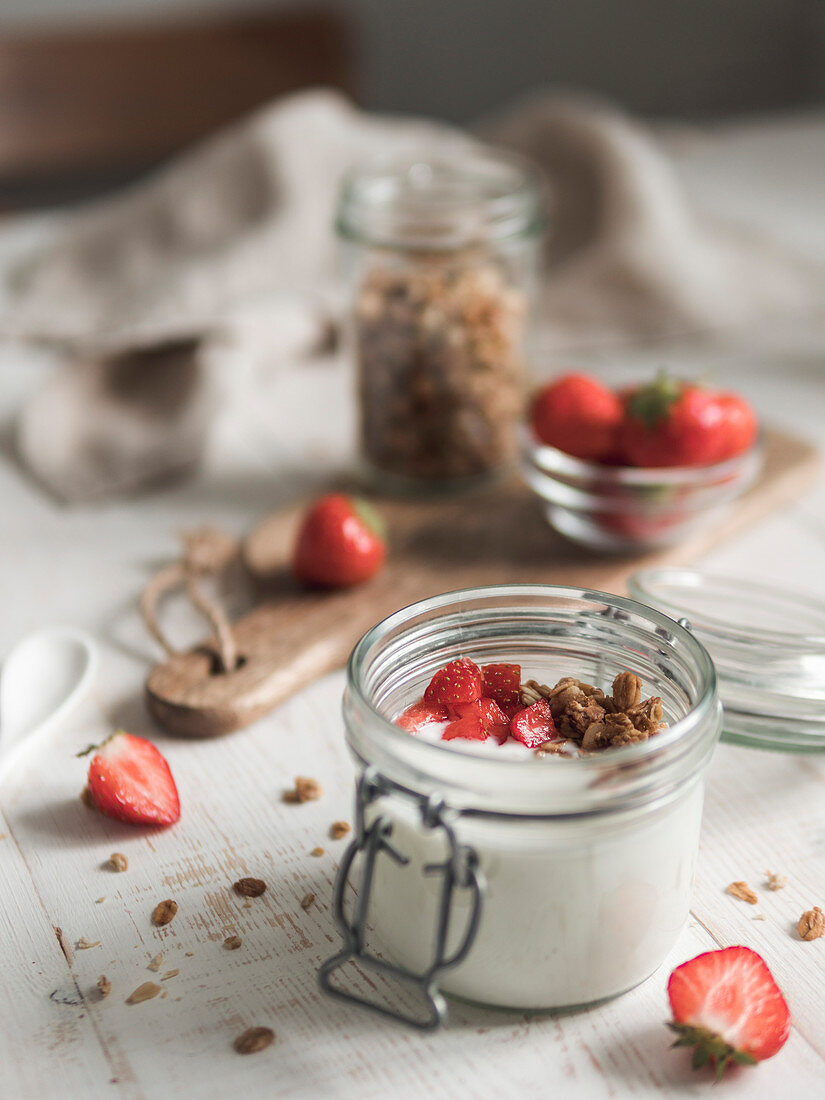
[521,432,764,553]
[327,584,721,1018]
[629,568,825,752]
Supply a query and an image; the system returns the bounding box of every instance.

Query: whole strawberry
[83,732,180,827]
[530,373,623,461]
[293,494,386,589]
[667,946,790,1080]
[620,375,757,468]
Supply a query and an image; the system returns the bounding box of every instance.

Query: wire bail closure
[318,766,485,1029]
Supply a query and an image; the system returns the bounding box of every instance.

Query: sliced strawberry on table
[442,700,487,741]
[667,946,791,1080]
[510,699,557,748]
[424,658,482,708]
[481,663,522,714]
[480,697,512,744]
[396,699,449,732]
[83,732,180,827]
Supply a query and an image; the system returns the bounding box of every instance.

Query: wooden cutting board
[146,429,818,737]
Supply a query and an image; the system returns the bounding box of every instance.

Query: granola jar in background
[336,147,544,493]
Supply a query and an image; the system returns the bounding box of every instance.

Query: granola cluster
[522,671,665,753]
[354,258,527,483]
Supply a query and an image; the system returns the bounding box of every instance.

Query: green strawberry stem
[351,496,386,541]
[667,1021,757,1081]
[627,371,684,428]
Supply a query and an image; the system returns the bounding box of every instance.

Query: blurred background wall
[1,0,822,123]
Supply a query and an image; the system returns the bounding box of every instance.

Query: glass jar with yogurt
[321,584,721,1024]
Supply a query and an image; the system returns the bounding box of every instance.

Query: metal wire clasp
[318,766,485,1029]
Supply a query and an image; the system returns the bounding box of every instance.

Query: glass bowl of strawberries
[522,372,763,552]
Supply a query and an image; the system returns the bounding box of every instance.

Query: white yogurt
[366,774,704,1008]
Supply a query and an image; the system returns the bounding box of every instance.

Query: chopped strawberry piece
[510,699,557,748]
[667,946,791,1080]
[424,658,482,707]
[480,697,511,744]
[396,699,449,732]
[481,663,522,713]
[441,700,487,741]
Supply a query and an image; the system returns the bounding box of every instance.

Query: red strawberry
[480,697,511,744]
[396,699,449,732]
[293,494,386,589]
[510,699,557,748]
[619,375,743,468]
[442,700,487,741]
[84,732,180,827]
[424,658,482,708]
[531,373,623,461]
[715,392,758,462]
[667,946,791,1080]
[481,663,522,715]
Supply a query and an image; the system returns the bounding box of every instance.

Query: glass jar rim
[628,568,825,650]
[336,144,545,251]
[344,583,719,816]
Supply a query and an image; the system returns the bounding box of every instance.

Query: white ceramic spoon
[0,627,97,786]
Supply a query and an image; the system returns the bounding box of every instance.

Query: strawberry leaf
[626,371,683,427]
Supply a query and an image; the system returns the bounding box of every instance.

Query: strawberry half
[510,699,557,748]
[396,699,449,732]
[481,663,522,715]
[84,732,180,827]
[667,946,791,1080]
[424,658,482,708]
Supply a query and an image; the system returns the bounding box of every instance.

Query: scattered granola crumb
[126,982,162,1005]
[95,897,106,904]
[147,953,164,972]
[76,937,101,950]
[283,776,323,803]
[108,853,128,873]
[311,846,325,857]
[752,914,768,921]
[300,893,315,911]
[97,975,111,999]
[330,821,351,840]
[798,907,825,941]
[233,1027,275,1055]
[161,969,179,981]
[223,935,242,950]
[184,952,194,957]
[160,990,168,999]
[766,871,787,891]
[0,833,7,840]
[151,900,178,926]
[233,877,267,898]
[727,881,758,905]
[242,899,252,909]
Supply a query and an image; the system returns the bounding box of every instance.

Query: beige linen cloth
[4,89,822,501]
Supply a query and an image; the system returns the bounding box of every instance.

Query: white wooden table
[1,113,825,1099]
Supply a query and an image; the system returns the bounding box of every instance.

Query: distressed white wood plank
[691,744,825,1055]
[3,666,825,1099]
[0,805,126,1099]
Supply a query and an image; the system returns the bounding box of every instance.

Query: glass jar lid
[628,568,825,753]
[336,145,545,251]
